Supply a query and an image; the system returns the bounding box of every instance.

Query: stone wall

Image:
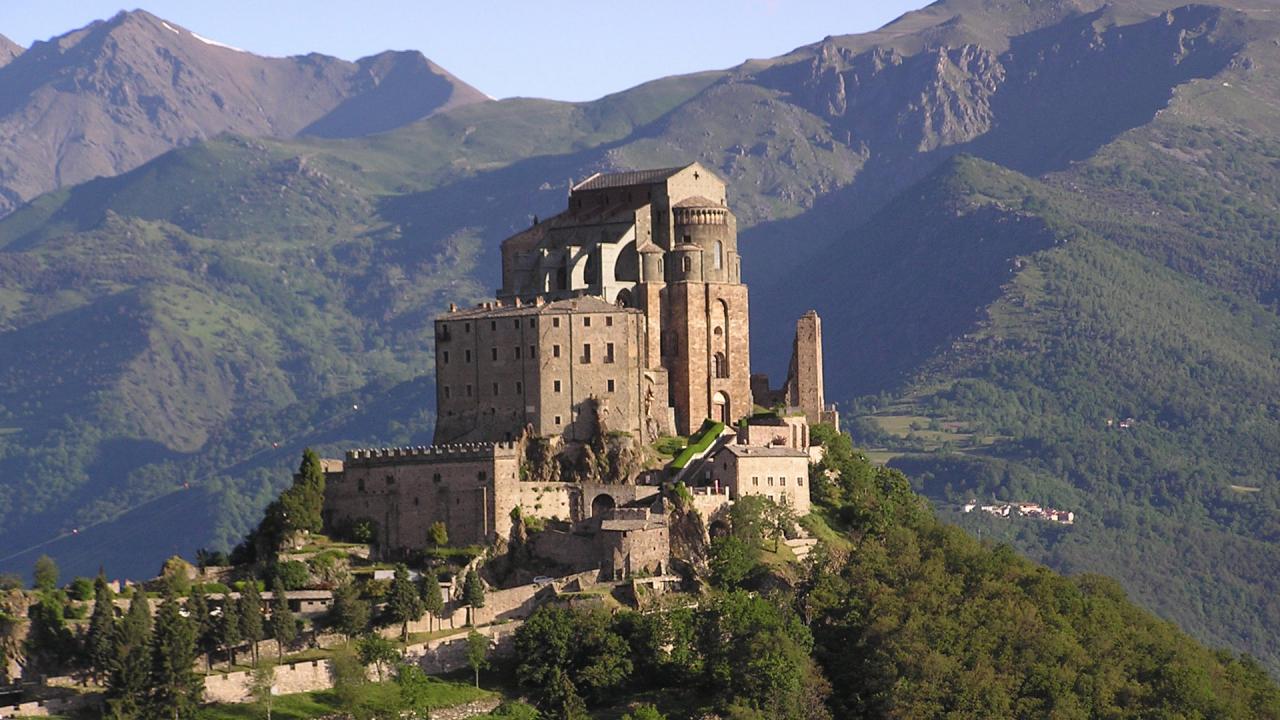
[0,697,79,719]
[203,659,334,703]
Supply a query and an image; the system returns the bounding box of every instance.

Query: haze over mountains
[1,0,1279,678]
[0,9,488,215]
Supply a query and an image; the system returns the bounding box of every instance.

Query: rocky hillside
[2,0,1280,675]
[0,35,21,68]
[0,10,487,215]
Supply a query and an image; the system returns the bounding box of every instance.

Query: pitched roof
[673,195,722,208]
[572,165,687,191]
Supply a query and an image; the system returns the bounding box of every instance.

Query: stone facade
[708,444,812,516]
[739,414,810,450]
[754,309,839,429]
[492,162,752,438]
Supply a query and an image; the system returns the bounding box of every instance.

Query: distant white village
[964,500,1075,525]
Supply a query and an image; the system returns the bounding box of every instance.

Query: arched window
[713,240,723,270]
[713,352,728,379]
[681,255,692,273]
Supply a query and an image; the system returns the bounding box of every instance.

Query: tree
[159,556,193,596]
[68,576,94,601]
[395,664,435,712]
[218,595,242,667]
[272,560,310,591]
[249,664,276,720]
[238,581,265,667]
[186,585,217,674]
[462,569,485,626]
[420,572,445,632]
[386,564,423,642]
[105,590,152,719]
[623,705,667,720]
[146,585,201,720]
[269,577,297,661]
[427,521,449,547]
[282,449,326,534]
[86,574,116,683]
[329,581,370,640]
[709,535,757,589]
[32,555,58,592]
[357,634,399,682]
[330,646,369,720]
[24,592,75,674]
[466,630,490,688]
[516,606,632,709]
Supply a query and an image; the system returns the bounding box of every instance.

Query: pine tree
[420,572,445,633]
[86,574,115,684]
[238,582,265,667]
[186,585,215,673]
[328,580,369,641]
[462,570,486,626]
[219,595,241,668]
[269,577,297,661]
[105,590,152,718]
[386,564,423,642]
[147,585,201,720]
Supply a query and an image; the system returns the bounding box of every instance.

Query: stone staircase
[784,537,819,562]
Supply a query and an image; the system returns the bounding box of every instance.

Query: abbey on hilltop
[322,163,837,577]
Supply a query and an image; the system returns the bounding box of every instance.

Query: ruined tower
[784,310,838,429]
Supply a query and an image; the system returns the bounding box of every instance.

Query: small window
[605,342,615,364]
[553,317,561,328]
[442,350,450,364]
[607,379,615,393]
[554,415,562,425]
[385,476,394,486]
[682,255,692,273]
[490,321,497,331]
[606,315,613,327]
[768,477,774,486]
[491,347,499,361]
[492,383,499,396]
[443,386,451,399]
[584,317,592,328]
[464,322,471,333]
[554,380,562,393]
[516,381,523,394]
[478,470,487,482]
[515,346,522,359]
[780,477,787,486]
[466,384,473,397]
[582,344,592,364]
[553,344,561,358]
[464,349,472,363]
[530,319,537,328]
[683,234,692,243]
[514,319,521,329]
[797,477,804,486]
[530,345,537,358]
[752,477,759,487]
[357,478,366,492]
[414,497,420,506]
[432,473,442,483]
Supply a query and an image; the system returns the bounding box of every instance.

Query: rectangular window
[582,344,592,364]
[605,342,615,364]
[442,350,449,364]
[443,386,451,399]
[491,347,499,361]
[490,320,497,331]
[553,344,561,358]
[553,317,561,328]
[584,317,591,328]
[752,477,759,486]
[607,379,615,393]
[530,319,537,328]
[492,383,499,396]
[530,345,537,358]
[768,477,774,486]
[554,380,562,393]
[515,346,522,359]
[516,382,523,394]
[797,477,804,486]
[464,322,471,333]
[780,477,787,486]
[554,415,562,425]
[514,319,521,329]
[606,315,613,327]
[464,350,472,363]
[466,384,473,397]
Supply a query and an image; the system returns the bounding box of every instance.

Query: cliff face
[0,10,486,215]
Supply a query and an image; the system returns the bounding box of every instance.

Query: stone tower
[785,310,837,429]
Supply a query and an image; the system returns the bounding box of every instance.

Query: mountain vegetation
[1,0,1279,681]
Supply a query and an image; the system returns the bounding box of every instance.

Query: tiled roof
[673,195,722,208]
[572,165,688,191]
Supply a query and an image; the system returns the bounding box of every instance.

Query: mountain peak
[0,34,22,69]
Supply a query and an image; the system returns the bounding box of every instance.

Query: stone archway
[712,391,730,425]
[591,493,617,518]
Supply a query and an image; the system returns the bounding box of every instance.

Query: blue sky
[1,1,927,101]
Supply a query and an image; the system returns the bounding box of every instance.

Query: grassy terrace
[196,678,493,720]
[669,420,725,469]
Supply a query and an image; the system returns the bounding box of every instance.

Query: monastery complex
[322,163,837,579]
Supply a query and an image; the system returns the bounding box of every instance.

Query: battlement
[344,441,519,466]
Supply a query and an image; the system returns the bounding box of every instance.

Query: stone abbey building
[323,164,834,575]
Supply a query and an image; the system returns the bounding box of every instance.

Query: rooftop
[572,166,686,191]
[719,444,810,459]
[439,295,637,320]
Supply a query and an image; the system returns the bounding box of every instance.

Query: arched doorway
[591,493,617,518]
[712,391,730,425]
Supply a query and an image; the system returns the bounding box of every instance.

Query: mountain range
[1,0,1278,676]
